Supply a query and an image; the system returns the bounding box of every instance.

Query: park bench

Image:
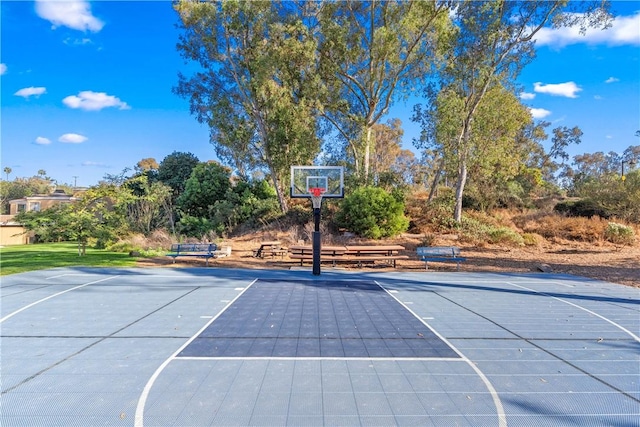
[166,243,218,266]
[417,246,466,270]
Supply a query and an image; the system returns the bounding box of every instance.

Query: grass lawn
[0,242,138,276]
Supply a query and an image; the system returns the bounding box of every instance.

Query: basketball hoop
[309,187,325,209]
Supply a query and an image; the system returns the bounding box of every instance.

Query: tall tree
[174,0,322,213]
[414,0,611,222]
[3,167,12,181]
[157,151,200,197]
[317,0,452,182]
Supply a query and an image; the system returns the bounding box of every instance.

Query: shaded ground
[138,233,640,288]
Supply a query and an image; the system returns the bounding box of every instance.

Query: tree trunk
[453,160,467,223]
[363,126,373,183]
[271,173,289,214]
[427,159,445,203]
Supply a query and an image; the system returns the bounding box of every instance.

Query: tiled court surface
[1,267,638,426]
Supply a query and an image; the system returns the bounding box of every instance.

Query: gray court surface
[1,267,638,427]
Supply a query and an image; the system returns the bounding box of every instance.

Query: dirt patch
[136,233,640,288]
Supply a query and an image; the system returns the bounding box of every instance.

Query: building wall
[0,225,28,246]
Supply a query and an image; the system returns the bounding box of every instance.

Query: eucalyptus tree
[174,0,322,213]
[414,0,611,222]
[316,0,452,182]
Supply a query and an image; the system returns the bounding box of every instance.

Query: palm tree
[3,167,12,181]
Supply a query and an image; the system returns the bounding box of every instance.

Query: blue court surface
[1,267,638,426]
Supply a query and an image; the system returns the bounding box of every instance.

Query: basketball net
[309,187,325,209]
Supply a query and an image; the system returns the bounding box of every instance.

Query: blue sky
[1,1,639,188]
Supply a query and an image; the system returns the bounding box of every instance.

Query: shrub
[487,226,524,246]
[554,199,611,219]
[522,233,543,246]
[604,222,635,246]
[335,186,409,239]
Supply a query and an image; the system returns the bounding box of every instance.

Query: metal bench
[417,246,466,270]
[166,243,218,266]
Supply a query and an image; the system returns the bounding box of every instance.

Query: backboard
[290,166,344,198]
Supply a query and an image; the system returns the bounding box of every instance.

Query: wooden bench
[417,246,465,270]
[166,243,218,266]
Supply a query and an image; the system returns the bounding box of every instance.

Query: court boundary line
[376,280,508,427]
[0,275,120,324]
[506,281,640,342]
[174,356,462,362]
[134,278,258,427]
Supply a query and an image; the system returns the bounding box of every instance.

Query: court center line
[0,275,120,324]
[134,278,257,427]
[376,281,508,427]
[506,282,640,343]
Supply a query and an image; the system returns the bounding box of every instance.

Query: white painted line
[234,287,245,291]
[199,316,213,319]
[0,276,119,323]
[507,282,640,343]
[220,300,231,303]
[135,278,258,427]
[388,290,399,293]
[175,356,464,362]
[45,273,98,279]
[375,280,508,427]
[422,317,435,320]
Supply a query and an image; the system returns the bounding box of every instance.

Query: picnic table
[345,245,408,267]
[253,241,287,258]
[288,245,408,267]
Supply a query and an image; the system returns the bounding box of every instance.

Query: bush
[554,198,612,219]
[604,222,635,246]
[335,186,409,239]
[487,226,524,246]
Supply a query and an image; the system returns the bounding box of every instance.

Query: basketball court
[1,266,638,426]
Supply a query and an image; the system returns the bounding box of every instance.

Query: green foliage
[335,186,409,239]
[174,1,321,212]
[157,151,200,196]
[177,162,231,218]
[212,180,279,232]
[15,204,72,242]
[122,174,172,235]
[177,214,217,239]
[554,199,612,219]
[604,222,635,246]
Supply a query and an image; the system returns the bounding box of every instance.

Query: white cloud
[534,12,640,48]
[519,92,536,100]
[594,95,603,100]
[82,161,109,168]
[34,136,52,145]
[35,0,104,32]
[530,108,552,119]
[63,91,130,111]
[0,63,6,75]
[63,37,93,46]
[605,77,619,83]
[59,133,88,144]
[15,86,47,98]
[534,81,582,98]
